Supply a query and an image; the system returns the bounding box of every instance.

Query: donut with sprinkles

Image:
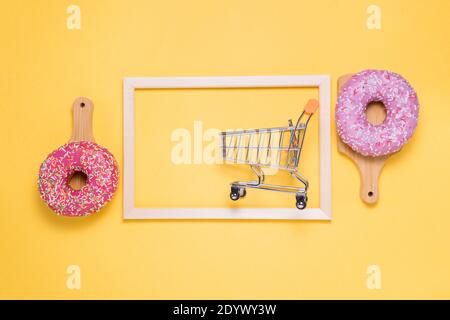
[38,141,119,216]
[336,70,419,157]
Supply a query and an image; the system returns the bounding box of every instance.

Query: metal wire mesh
[220,124,306,171]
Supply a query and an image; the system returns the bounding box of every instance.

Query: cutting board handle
[357,156,387,204]
[69,97,95,143]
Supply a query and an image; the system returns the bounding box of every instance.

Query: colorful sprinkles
[38,141,119,216]
[336,70,419,157]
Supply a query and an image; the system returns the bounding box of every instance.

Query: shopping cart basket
[220,99,319,210]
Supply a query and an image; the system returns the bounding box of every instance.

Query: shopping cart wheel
[296,194,307,210]
[230,186,240,201]
[239,188,247,198]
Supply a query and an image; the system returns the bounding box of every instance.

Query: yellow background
[135,87,320,208]
[1,0,449,299]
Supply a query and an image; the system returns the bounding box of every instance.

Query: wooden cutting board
[337,75,392,204]
[68,97,95,189]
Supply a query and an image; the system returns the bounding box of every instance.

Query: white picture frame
[123,75,331,220]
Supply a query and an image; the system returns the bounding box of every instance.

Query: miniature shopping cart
[220,99,319,210]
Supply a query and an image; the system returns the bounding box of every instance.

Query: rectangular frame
[123,75,331,220]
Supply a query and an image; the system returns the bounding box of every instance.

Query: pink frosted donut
[38,141,119,216]
[336,70,419,157]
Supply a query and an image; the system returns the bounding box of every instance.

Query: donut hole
[68,171,88,190]
[365,101,387,125]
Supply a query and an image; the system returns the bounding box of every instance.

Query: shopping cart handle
[304,99,319,115]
